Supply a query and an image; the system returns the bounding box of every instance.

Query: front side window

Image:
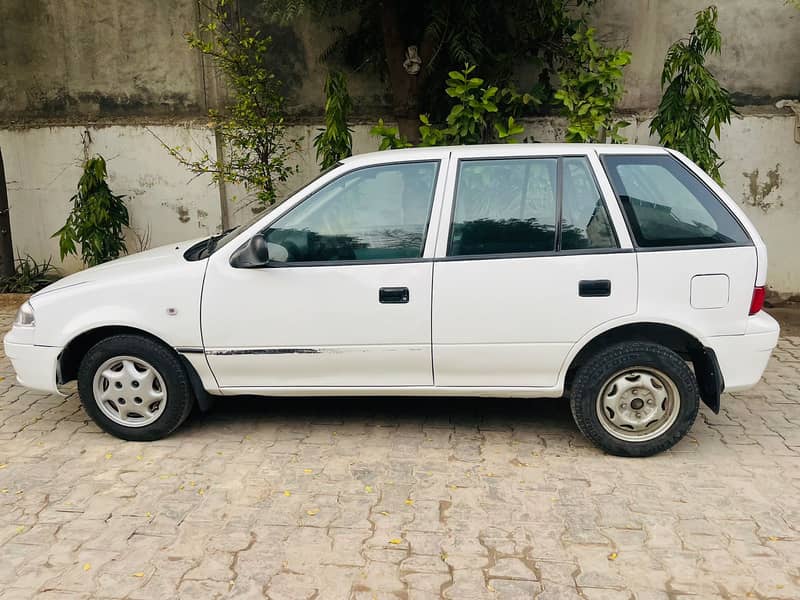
[450,158,558,256]
[602,154,750,248]
[264,161,438,263]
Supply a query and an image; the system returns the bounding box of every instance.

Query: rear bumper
[704,312,780,392]
[3,336,63,395]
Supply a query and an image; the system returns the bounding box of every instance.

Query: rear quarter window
[602,154,750,248]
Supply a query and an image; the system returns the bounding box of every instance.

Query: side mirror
[230,235,269,268]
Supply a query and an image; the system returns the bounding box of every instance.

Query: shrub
[650,6,734,183]
[164,0,301,208]
[371,64,537,148]
[314,71,353,170]
[0,255,57,293]
[554,27,631,143]
[54,155,129,267]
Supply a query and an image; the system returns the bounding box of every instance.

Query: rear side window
[450,158,558,256]
[449,156,618,257]
[561,157,616,250]
[602,154,749,248]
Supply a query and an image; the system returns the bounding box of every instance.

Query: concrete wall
[0,1,206,120]
[3,114,799,292]
[594,0,800,109]
[0,125,222,272]
[3,1,798,120]
[1,1,799,292]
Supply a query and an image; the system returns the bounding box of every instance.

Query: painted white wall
[1,114,799,292]
[0,124,222,272]
[623,113,800,295]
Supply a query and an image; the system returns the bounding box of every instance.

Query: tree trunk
[0,146,14,279]
[379,0,420,142]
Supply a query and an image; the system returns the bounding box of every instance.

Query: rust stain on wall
[742,165,783,212]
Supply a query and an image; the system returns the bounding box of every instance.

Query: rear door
[600,152,756,337]
[431,150,638,388]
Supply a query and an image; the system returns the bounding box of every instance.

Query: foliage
[371,65,536,149]
[423,66,536,145]
[371,120,413,150]
[314,71,353,170]
[165,0,300,207]
[54,156,129,267]
[425,0,599,76]
[260,0,599,137]
[554,28,631,143]
[262,0,596,81]
[0,255,57,293]
[650,6,734,183]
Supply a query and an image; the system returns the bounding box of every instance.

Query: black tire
[570,341,700,457]
[77,334,195,441]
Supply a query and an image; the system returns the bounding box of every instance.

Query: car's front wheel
[77,334,194,441]
[569,342,700,457]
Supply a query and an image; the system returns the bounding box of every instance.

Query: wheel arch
[58,325,171,385]
[59,324,214,412]
[562,321,723,413]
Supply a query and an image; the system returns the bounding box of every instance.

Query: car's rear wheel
[77,334,194,441]
[569,342,699,457]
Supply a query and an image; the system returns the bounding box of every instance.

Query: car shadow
[184,394,577,434]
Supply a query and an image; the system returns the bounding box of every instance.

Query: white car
[4,145,779,456]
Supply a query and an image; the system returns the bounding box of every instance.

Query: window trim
[599,153,754,251]
[445,154,620,260]
[555,156,564,251]
[260,246,635,268]
[233,159,442,268]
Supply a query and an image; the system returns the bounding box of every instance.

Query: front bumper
[705,311,781,392]
[3,335,63,395]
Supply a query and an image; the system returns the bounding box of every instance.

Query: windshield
[209,162,344,254]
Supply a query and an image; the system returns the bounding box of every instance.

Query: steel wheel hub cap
[92,356,167,427]
[596,367,680,442]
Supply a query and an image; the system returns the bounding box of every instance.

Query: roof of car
[340,143,670,164]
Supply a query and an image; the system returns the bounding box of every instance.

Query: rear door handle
[579,279,611,297]
[379,287,409,304]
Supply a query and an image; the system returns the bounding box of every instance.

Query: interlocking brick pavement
[0,305,799,599]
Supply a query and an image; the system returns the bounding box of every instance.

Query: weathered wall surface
[0,125,222,272]
[594,0,800,109]
[3,0,799,121]
[3,115,799,292]
[0,0,206,120]
[1,1,799,292]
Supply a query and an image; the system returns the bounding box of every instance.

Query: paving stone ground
[0,306,799,600]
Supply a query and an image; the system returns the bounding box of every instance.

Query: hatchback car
[4,144,779,456]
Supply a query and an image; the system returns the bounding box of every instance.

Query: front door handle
[579,279,611,297]
[379,287,409,304]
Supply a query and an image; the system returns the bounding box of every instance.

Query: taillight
[749,286,765,315]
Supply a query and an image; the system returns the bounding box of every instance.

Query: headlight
[14,301,35,327]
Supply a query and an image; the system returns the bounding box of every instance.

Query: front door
[201,159,444,389]
[432,153,637,388]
